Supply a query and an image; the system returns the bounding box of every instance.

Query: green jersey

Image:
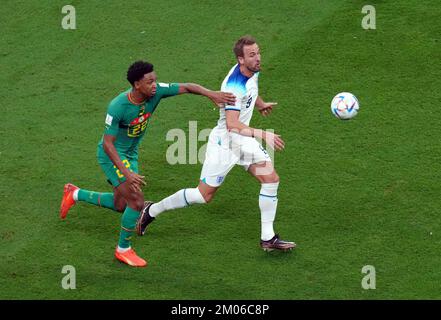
[97,82,179,161]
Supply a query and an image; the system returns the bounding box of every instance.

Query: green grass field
[1,0,440,299]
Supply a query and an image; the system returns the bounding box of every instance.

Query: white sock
[149,188,206,217]
[73,189,79,201]
[117,246,131,253]
[259,182,279,241]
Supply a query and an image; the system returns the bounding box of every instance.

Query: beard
[247,64,260,73]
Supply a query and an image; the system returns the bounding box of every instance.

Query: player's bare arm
[177,83,236,107]
[102,134,146,192]
[256,96,277,117]
[225,110,285,151]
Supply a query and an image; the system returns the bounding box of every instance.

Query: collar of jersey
[127,92,146,106]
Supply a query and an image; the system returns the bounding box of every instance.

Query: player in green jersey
[60,61,236,267]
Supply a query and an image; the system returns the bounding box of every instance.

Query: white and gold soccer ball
[331,92,360,120]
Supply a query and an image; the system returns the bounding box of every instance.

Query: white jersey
[215,64,259,130]
[200,64,270,187]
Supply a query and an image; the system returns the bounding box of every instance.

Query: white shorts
[200,129,271,187]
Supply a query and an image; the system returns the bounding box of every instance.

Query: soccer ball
[331,92,359,120]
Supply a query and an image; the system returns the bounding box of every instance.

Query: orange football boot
[115,248,147,267]
[60,183,79,219]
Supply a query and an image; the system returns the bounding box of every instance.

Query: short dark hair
[233,35,256,58]
[127,61,154,86]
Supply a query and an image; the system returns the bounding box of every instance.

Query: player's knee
[200,190,215,203]
[197,184,216,203]
[261,173,279,184]
[134,200,144,211]
[113,195,126,212]
[270,172,280,183]
[114,203,126,213]
[203,193,214,203]
[127,196,144,211]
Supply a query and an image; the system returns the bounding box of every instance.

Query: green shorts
[98,157,139,188]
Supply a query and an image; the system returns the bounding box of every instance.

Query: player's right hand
[126,172,146,193]
[264,131,285,151]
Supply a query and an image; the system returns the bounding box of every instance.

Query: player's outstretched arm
[256,96,277,117]
[225,110,285,151]
[177,83,236,107]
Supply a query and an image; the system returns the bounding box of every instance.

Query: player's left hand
[258,102,277,117]
[209,91,236,107]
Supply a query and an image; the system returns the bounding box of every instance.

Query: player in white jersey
[137,36,295,251]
